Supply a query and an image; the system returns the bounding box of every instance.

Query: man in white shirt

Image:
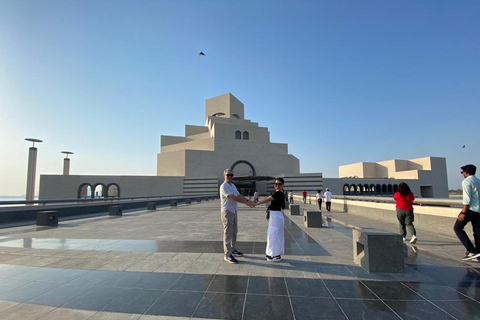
[454,164,480,261]
[323,188,332,212]
[220,168,254,263]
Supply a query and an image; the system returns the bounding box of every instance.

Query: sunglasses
[226,174,234,177]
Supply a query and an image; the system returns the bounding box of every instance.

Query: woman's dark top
[270,191,285,211]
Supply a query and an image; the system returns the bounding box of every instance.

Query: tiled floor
[1,263,480,319]
[0,200,479,319]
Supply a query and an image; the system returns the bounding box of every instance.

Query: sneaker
[232,250,243,257]
[409,236,417,244]
[271,255,282,262]
[403,237,406,242]
[462,252,476,261]
[471,252,480,259]
[224,254,238,264]
[266,255,273,261]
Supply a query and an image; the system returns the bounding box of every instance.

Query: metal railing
[0,194,219,207]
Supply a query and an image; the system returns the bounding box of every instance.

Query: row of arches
[235,131,249,140]
[78,183,120,199]
[343,183,398,196]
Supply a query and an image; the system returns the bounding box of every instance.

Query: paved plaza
[0,200,480,319]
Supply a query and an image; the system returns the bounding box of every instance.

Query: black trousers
[326,201,331,211]
[454,209,480,253]
[317,199,322,210]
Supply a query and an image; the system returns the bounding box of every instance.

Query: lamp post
[61,151,74,175]
[25,138,43,201]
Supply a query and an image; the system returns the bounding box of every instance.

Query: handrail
[0,194,218,207]
[298,194,462,207]
[332,195,462,206]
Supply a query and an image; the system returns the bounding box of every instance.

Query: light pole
[25,138,43,201]
[61,151,74,175]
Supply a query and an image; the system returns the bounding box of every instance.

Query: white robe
[266,210,285,257]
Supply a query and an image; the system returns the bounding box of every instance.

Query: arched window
[381,184,387,196]
[107,183,120,197]
[387,184,393,195]
[370,184,375,196]
[232,114,241,119]
[78,183,93,199]
[343,184,350,195]
[243,131,249,140]
[356,185,362,195]
[350,185,356,193]
[393,184,398,194]
[235,131,241,139]
[93,183,106,198]
[212,112,225,117]
[363,184,369,195]
[376,184,381,196]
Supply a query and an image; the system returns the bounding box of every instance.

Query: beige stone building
[38,93,448,199]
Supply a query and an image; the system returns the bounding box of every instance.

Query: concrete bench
[147,203,156,210]
[353,229,404,273]
[303,209,322,228]
[289,204,300,215]
[109,206,122,216]
[170,200,177,207]
[197,198,202,203]
[37,211,58,227]
[185,199,192,204]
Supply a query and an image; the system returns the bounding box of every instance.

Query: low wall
[294,195,460,236]
[0,196,209,225]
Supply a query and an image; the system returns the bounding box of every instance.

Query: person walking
[302,190,307,203]
[454,164,480,261]
[394,182,417,244]
[257,178,285,262]
[219,169,254,264]
[323,188,332,212]
[253,190,259,203]
[316,190,323,211]
[289,191,294,204]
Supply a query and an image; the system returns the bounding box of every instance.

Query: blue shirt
[462,175,480,213]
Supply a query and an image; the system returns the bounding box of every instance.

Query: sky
[0,1,479,196]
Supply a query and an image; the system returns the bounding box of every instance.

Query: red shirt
[302,191,307,197]
[394,192,415,210]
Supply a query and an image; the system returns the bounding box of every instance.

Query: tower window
[235,131,241,139]
[243,131,249,140]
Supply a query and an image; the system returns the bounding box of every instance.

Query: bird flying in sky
[199,52,205,56]
[462,145,465,148]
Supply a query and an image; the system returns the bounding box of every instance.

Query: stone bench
[353,229,404,273]
[289,204,300,215]
[303,209,322,228]
[147,203,156,210]
[170,200,177,207]
[109,206,122,216]
[185,199,192,204]
[37,211,58,227]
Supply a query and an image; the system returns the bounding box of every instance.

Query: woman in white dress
[257,178,285,262]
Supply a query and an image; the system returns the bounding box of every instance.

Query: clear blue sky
[1,1,478,196]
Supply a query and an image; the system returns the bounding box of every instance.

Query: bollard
[303,210,323,228]
[109,206,122,216]
[289,204,300,215]
[37,211,58,227]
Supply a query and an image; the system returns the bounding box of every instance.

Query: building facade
[38,93,448,199]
